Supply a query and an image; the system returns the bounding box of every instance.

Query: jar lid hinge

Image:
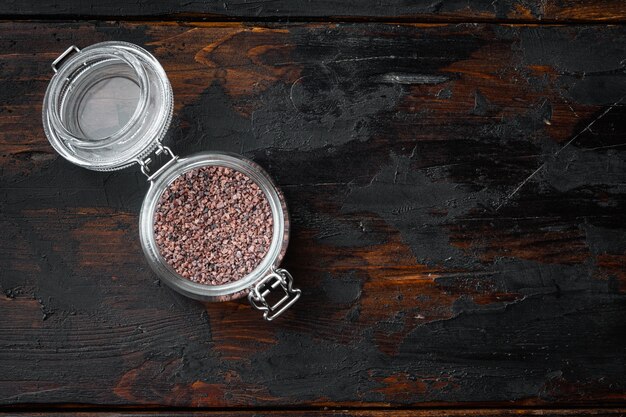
[248,268,301,321]
[137,143,178,181]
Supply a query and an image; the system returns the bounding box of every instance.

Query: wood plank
[0,0,626,22]
[1,21,625,407]
[2,410,626,417]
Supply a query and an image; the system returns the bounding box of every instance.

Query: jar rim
[139,152,290,301]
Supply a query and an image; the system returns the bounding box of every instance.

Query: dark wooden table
[1,1,625,417]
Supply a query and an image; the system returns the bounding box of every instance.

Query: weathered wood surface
[1,1,626,22]
[0,21,625,408]
[2,411,626,417]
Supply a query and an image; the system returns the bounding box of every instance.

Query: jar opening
[153,165,274,287]
[68,60,141,140]
[53,53,150,149]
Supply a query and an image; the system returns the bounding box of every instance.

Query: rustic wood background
[0,1,625,415]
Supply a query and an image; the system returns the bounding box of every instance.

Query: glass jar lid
[42,42,174,171]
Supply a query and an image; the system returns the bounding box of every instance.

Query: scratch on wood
[495,96,625,211]
[377,73,449,85]
[583,143,626,151]
[331,55,418,64]
[289,75,307,113]
[1,387,64,401]
[147,27,199,46]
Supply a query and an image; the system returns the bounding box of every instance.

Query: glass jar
[42,42,300,321]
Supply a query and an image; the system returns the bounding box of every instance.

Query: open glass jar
[42,42,300,321]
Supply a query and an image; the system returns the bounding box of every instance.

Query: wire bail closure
[51,45,81,73]
[248,268,301,321]
[137,144,178,181]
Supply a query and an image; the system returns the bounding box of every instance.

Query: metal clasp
[248,268,301,321]
[52,45,81,73]
[137,144,178,181]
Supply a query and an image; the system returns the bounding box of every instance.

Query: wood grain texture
[0,21,625,407]
[0,0,626,22]
[3,411,626,417]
